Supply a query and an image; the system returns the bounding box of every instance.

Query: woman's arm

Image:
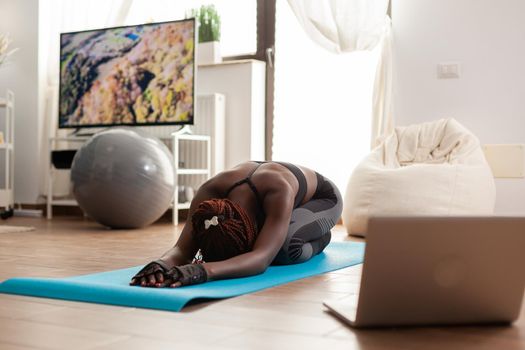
[202,185,294,280]
[130,178,224,286]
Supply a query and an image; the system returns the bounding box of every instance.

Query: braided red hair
[192,199,257,262]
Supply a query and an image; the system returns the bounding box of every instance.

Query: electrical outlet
[437,62,461,79]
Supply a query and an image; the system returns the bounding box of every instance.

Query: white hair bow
[204,215,219,229]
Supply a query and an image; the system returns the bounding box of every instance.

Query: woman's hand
[129,260,171,287]
[130,262,208,288]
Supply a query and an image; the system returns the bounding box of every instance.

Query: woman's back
[210,161,319,207]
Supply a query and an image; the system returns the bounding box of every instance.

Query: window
[125,0,257,58]
[273,0,380,193]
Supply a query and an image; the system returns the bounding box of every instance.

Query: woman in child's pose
[130,161,342,287]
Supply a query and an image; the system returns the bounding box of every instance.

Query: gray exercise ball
[71,129,174,229]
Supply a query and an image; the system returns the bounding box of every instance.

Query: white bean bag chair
[342,118,496,237]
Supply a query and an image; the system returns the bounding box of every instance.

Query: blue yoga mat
[0,242,364,312]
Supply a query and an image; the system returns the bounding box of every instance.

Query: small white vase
[197,41,222,65]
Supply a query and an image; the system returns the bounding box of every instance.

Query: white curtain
[38,0,132,197]
[273,0,386,194]
[286,0,393,147]
[41,0,132,88]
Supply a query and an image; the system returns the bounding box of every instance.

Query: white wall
[0,0,41,204]
[392,0,525,214]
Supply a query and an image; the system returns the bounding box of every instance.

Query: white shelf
[173,134,210,142]
[169,201,192,209]
[177,169,210,175]
[0,90,14,211]
[51,199,78,206]
[172,133,211,226]
[46,133,212,223]
[178,202,191,210]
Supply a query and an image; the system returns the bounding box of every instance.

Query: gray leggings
[272,173,343,265]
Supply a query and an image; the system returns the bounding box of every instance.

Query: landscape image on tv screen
[59,19,195,128]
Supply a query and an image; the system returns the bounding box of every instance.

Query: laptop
[323,216,525,328]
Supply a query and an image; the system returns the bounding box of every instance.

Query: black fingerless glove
[166,264,208,286]
[132,259,170,280]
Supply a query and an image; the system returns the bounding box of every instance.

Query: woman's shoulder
[253,163,296,192]
[207,162,257,187]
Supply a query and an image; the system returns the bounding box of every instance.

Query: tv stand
[47,133,213,226]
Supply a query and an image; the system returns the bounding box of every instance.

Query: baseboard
[14,209,44,218]
[13,204,333,226]
[12,203,45,218]
[46,205,178,222]
[48,205,84,217]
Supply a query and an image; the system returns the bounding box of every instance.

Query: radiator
[191,93,226,176]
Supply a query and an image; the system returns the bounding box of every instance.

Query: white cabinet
[171,133,211,226]
[197,60,266,168]
[0,90,15,217]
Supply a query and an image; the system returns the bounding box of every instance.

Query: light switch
[437,62,461,79]
[482,144,524,178]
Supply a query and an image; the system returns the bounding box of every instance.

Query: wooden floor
[0,216,523,350]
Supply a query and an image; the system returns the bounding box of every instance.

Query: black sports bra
[224,161,308,230]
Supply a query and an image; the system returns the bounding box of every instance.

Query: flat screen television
[58,18,195,129]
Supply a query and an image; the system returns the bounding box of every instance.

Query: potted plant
[190,4,222,65]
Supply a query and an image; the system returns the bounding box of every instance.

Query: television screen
[59,19,195,128]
